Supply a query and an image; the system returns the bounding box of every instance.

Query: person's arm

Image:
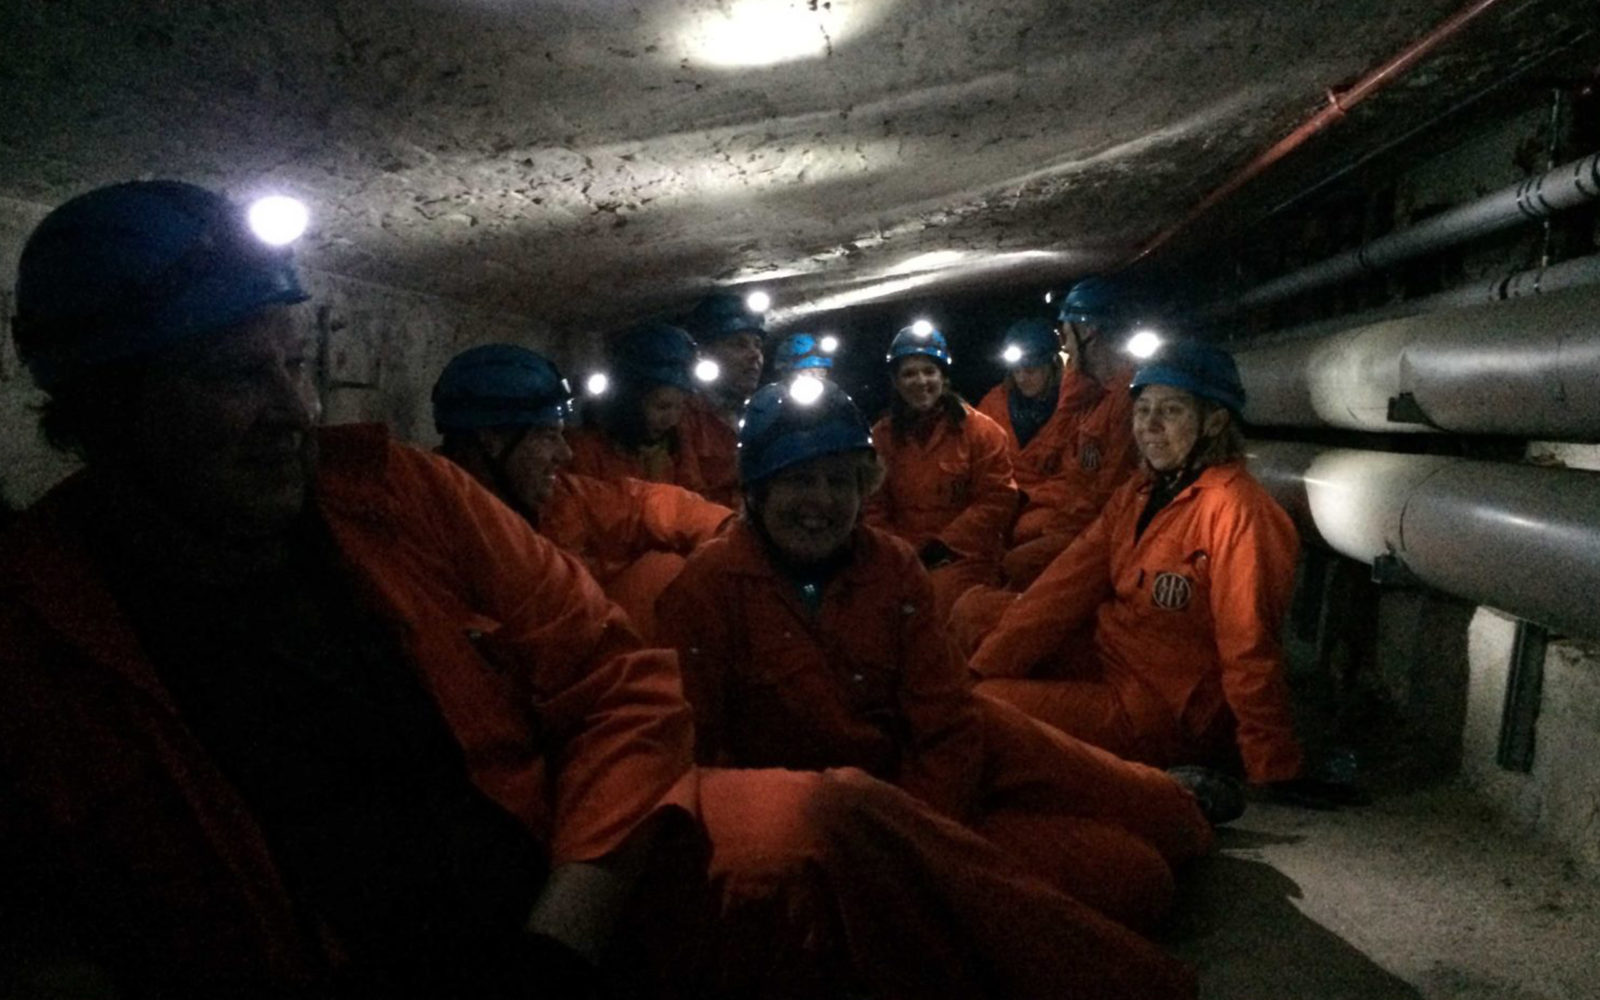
[628,479,736,552]
[1207,487,1305,785]
[413,451,695,959]
[970,503,1117,679]
[934,414,1020,559]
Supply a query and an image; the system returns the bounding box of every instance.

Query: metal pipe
[1224,251,1600,349]
[1237,281,1600,438]
[1131,0,1511,263]
[1232,149,1600,311]
[1246,441,1600,639]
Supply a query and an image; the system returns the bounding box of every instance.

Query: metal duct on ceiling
[1247,440,1600,639]
[1234,281,1600,438]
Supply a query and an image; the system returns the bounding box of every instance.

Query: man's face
[893,356,946,413]
[703,332,764,398]
[499,424,572,511]
[757,452,862,565]
[128,306,321,538]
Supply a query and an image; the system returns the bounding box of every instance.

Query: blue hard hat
[12,180,309,391]
[1000,318,1061,367]
[1057,276,1119,326]
[432,343,574,433]
[683,293,766,343]
[738,378,873,485]
[1129,339,1246,415]
[772,333,834,376]
[610,320,699,393]
[886,325,951,368]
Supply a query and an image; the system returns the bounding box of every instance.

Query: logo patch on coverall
[1079,441,1101,471]
[1150,572,1193,610]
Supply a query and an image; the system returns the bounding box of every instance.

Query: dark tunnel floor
[1164,783,1600,1000]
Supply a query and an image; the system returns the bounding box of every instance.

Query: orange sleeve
[934,412,1020,558]
[631,480,735,551]
[400,448,695,863]
[1208,487,1305,783]
[891,554,985,823]
[655,549,733,765]
[970,503,1117,679]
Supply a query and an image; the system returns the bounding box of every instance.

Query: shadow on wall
[1166,829,1425,1000]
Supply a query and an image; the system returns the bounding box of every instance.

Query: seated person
[0,180,1198,1000]
[998,278,1142,589]
[769,331,836,382]
[566,320,712,496]
[966,340,1311,794]
[679,293,767,507]
[659,376,1217,934]
[432,343,732,638]
[863,324,1020,622]
[976,318,1096,521]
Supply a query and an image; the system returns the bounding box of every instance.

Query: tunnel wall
[0,195,549,511]
[1214,97,1600,877]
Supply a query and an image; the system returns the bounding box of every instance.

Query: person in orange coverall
[432,343,732,638]
[864,323,1020,621]
[566,320,714,496]
[975,316,1100,534]
[1001,278,1143,586]
[679,292,770,507]
[660,375,1216,941]
[1,181,1193,1000]
[968,339,1314,794]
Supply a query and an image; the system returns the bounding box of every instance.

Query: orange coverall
[537,471,732,638]
[0,424,1186,999]
[975,368,1100,517]
[1004,364,1141,582]
[566,423,711,497]
[968,460,1305,784]
[679,392,743,509]
[659,520,1214,932]
[864,403,1020,619]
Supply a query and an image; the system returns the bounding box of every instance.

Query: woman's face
[893,356,946,412]
[1011,363,1054,400]
[758,452,863,565]
[1133,383,1206,472]
[641,384,687,440]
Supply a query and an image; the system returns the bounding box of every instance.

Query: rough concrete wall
[0,195,546,511]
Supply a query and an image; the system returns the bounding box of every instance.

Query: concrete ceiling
[3,1,1596,335]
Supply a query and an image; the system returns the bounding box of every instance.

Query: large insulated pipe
[1237,280,1600,438]
[1247,441,1600,639]
[1229,149,1600,312]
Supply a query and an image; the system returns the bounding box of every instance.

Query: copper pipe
[1128,0,1509,264]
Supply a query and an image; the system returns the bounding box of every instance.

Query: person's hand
[1260,776,1370,811]
[918,539,957,569]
